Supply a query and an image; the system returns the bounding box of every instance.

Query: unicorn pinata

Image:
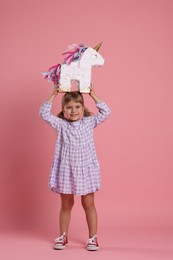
[41,42,104,93]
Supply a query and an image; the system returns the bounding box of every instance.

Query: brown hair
[57,91,93,119]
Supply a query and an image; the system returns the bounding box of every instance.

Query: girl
[39,84,110,251]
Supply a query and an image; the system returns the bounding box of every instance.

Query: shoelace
[55,232,66,243]
[87,235,97,245]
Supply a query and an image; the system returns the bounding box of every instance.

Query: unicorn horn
[93,42,103,52]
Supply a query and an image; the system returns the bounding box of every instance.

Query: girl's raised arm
[89,85,102,103]
[47,83,60,103]
[39,84,62,129]
[88,84,111,127]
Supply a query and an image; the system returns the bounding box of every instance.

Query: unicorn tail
[41,64,61,83]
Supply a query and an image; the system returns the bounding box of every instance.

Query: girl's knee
[60,194,74,210]
[82,203,95,212]
[81,193,95,211]
[62,201,74,211]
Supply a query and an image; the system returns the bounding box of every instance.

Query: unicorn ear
[93,42,103,52]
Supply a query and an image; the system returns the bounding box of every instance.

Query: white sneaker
[54,232,68,250]
[86,234,99,251]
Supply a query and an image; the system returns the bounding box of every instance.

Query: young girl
[39,84,110,251]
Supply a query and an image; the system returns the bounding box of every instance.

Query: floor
[1,228,173,260]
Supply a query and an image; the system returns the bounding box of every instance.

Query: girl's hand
[89,84,96,97]
[89,83,102,103]
[47,83,61,103]
[52,83,61,96]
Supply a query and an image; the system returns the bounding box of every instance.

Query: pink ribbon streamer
[62,43,87,65]
[41,64,61,83]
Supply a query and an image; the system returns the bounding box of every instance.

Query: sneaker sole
[54,244,68,250]
[87,246,99,251]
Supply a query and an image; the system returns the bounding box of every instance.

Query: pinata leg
[59,79,71,92]
[79,78,91,93]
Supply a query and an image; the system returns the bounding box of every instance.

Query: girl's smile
[63,100,84,121]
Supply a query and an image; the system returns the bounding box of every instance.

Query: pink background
[1,0,173,259]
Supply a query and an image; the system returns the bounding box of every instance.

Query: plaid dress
[39,100,110,195]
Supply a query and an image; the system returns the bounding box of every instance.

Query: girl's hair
[57,91,93,119]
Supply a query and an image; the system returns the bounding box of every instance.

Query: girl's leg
[81,193,97,237]
[59,193,74,236]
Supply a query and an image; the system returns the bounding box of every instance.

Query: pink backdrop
[1,0,173,241]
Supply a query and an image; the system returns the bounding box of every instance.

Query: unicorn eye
[92,54,98,59]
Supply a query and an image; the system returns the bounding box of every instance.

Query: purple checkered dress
[39,100,110,195]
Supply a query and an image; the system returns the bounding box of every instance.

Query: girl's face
[63,100,84,121]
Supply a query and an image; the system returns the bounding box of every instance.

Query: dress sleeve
[90,101,111,128]
[39,100,62,130]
